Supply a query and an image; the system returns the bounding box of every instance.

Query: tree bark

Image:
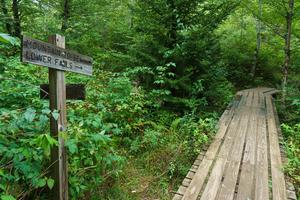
[61,0,70,32]
[282,0,294,104]
[167,0,177,48]
[12,0,21,38]
[251,0,262,78]
[0,0,12,34]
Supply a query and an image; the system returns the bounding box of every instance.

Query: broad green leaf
[68,142,77,154]
[1,195,16,200]
[47,178,55,189]
[24,108,36,122]
[52,111,59,121]
[36,178,46,187]
[42,108,51,115]
[0,33,18,46]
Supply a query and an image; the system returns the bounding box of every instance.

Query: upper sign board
[21,36,93,76]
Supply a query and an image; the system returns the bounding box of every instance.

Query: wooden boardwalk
[173,88,296,200]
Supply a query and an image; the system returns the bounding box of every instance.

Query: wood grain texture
[181,93,242,200]
[49,34,68,200]
[266,95,287,200]
[173,88,288,200]
[22,35,93,76]
[200,93,251,200]
[215,92,256,200]
[236,92,260,200]
[254,95,269,200]
[40,84,85,100]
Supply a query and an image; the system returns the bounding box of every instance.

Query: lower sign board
[40,84,85,100]
[21,36,93,76]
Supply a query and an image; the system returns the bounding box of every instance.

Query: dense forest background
[0,0,299,199]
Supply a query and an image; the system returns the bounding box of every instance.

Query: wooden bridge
[173,88,297,200]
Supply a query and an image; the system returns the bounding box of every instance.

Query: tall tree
[0,0,12,34]
[251,0,262,78]
[282,0,294,103]
[12,0,21,37]
[61,0,71,32]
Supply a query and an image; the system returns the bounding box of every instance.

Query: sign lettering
[21,36,93,76]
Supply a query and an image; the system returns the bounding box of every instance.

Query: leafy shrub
[0,107,56,199]
[281,123,300,196]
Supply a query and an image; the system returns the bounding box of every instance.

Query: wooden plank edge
[172,91,242,200]
[265,95,287,200]
[271,96,297,200]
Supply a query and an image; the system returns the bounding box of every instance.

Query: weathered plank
[236,92,260,200]
[186,171,195,180]
[40,84,85,100]
[216,92,259,200]
[173,88,289,200]
[172,194,183,200]
[254,92,269,200]
[176,186,187,195]
[266,95,287,200]
[199,93,252,200]
[21,35,93,76]
[181,93,244,200]
[48,34,68,200]
[182,178,192,187]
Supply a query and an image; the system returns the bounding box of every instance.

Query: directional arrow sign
[21,36,93,76]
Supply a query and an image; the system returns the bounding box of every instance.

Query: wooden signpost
[21,34,93,200]
[40,84,86,100]
[21,35,93,76]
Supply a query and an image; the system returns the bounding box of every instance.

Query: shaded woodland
[0,0,299,199]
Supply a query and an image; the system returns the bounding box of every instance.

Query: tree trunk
[251,0,262,79]
[167,0,177,48]
[61,0,70,32]
[12,0,21,38]
[1,0,12,34]
[282,0,294,104]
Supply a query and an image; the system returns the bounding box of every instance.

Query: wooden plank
[21,35,93,76]
[265,95,287,200]
[190,165,198,172]
[172,194,183,200]
[254,92,269,200]
[181,93,245,200]
[198,92,252,200]
[186,171,195,179]
[265,90,280,96]
[200,158,226,199]
[40,84,85,100]
[182,178,192,187]
[193,159,202,166]
[48,34,68,200]
[176,88,288,200]
[176,186,188,195]
[216,92,258,200]
[236,92,260,200]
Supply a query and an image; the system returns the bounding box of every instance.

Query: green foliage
[1,195,16,200]
[0,33,18,46]
[0,106,55,199]
[0,51,127,199]
[281,123,300,196]
[279,85,300,197]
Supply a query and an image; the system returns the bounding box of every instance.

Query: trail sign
[21,34,93,200]
[21,36,93,76]
[40,84,86,100]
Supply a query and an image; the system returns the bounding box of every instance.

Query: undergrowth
[0,53,220,200]
[277,85,300,197]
